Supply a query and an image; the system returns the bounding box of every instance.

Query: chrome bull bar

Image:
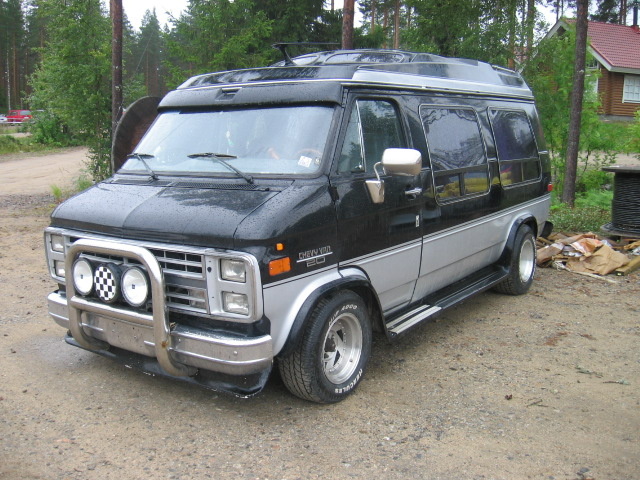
[65,238,197,377]
[60,239,273,378]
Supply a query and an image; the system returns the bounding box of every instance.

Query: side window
[421,107,489,200]
[338,99,405,173]
[489,109,540,186]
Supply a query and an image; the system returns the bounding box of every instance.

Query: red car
[6,109,32,123]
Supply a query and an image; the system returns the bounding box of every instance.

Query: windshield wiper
[126,153,158,180]
[187,152,253,184]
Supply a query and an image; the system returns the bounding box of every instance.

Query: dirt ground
[0,149,639,480]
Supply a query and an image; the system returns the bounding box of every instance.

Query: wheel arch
[498,214,538,268]
[277,268,382,358]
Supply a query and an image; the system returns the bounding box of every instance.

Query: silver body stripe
[414,195,550,300]
[264,194,550,355]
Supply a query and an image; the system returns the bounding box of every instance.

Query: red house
[546,19,640,120]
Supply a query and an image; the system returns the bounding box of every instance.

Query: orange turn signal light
[269,257,291,276]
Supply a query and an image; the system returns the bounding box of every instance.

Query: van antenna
[272,42,340,66]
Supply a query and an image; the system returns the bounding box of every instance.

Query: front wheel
[494,225,537,295]
[278,291,372,403]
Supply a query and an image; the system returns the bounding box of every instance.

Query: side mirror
[382,148,422,176]
[366,148,422,204]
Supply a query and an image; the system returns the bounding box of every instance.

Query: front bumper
[48,238,273,395]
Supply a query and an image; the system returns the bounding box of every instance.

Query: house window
[623,75,640,103]
[489,109,540,186]
[421,106,489,200]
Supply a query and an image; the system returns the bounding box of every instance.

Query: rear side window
[338,99,405,173]
[421,107,489,200]
[489,109,540,185]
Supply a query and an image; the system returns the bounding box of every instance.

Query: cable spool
[602,165,640,236]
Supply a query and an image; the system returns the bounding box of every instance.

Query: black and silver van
[45,49,552,403]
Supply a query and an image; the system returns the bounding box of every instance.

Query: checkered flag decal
[94,264,118,302]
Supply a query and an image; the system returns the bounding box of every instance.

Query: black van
[45,49,552,403]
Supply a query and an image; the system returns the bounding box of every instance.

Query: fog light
[93,263,121,303]
[122,266,149,307]
[54,260,66,278]
[72,258,94,295]
[222,292,249,315]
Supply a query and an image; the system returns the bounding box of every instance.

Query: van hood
[50,181,281,249]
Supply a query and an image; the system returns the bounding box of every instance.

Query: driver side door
[330,97,424,313]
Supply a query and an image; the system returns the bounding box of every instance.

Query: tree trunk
[111,0,123,135]
[526,0,535,53]
[393,0,401,49]
[382,6,388,48]
[371,0,376,33]
[342,0,355,49]
[562,0,589,207]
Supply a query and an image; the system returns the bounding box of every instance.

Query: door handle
[404,187,422,198]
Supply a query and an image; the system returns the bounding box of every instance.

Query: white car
[0,114,8,123]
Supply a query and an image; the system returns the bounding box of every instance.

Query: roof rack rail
[271,42,340,66]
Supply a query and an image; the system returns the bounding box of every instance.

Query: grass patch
[50,174,94,203]
[0,134,52,155]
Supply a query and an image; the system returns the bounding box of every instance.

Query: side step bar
[384,266,509,338]
[386,305,442,336]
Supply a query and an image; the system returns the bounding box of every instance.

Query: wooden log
[615,255,640,276]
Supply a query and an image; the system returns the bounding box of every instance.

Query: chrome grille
[67,236,209,315]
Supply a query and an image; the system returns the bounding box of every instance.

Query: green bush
[30,111,78,147]
[576,169,613,193]
[550,202,611,233]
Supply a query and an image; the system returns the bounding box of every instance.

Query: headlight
[50,234,65,252]
[220,259,246,283]
[121,267,149,308]
[222,292,249,315]
[72,258,94,295]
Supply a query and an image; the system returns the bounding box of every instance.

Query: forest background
[1,0,639,229]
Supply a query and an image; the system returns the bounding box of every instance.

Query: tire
[278,291,372,403]
[494,225,536,295]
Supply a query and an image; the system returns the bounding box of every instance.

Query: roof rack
[176,49,532,99]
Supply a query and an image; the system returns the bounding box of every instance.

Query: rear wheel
[278,291,372,403]
[494,225,536,295]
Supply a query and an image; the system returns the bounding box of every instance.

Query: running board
[384,266,509,338]
[386,305,442,336]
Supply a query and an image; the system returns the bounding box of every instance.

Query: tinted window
[422,108,486,171]
[490,109,540,185]
[490,109,538,160]
[338,100,405,173]
[421,107,489,200]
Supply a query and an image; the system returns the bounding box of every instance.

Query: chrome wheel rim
[322,312,363,385]
[519,237,535,283]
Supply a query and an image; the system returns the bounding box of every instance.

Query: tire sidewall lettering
[333,368,363,394]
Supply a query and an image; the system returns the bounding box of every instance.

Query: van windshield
[121,105,334,177]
